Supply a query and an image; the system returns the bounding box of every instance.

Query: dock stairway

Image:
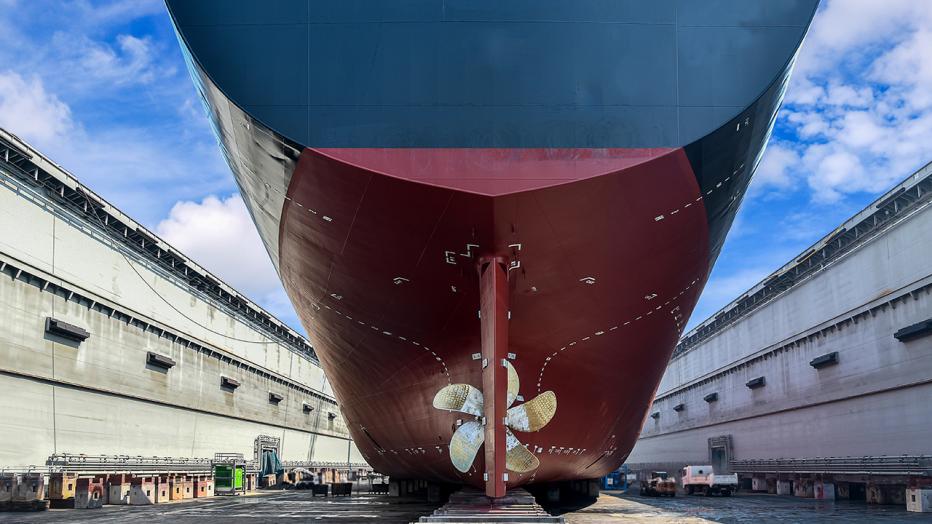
[417,488,563,523]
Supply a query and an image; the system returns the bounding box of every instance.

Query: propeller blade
[506,390,557,432]
[505,428,540,473]
[449,421,485,473]
[505,360,519,408]
[432,383,483,417]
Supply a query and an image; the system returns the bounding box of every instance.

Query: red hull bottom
[277,148,710,490]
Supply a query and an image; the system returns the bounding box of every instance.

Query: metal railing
[46,453,259,475]
[730,455,932,476]
[281,461,372,471]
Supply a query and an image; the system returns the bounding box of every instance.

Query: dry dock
[2,105,931,521]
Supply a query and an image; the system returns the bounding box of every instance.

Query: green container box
[214,465,245,492]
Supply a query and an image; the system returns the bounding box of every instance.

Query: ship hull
[279,147,708,488]
[165,0,820,492]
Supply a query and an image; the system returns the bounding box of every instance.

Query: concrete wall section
[312,434,353,463]
[349,441,366,464]
[49,212,319,385]
[0,165,314,386]
[0,183,54,274]
[628,191,932,469]
[640,286,932,443]
[0,144,360,469]
[0,263,348,438]
[0,373,56,467]
[0,373,355,467]
[630,381,932,467]
[657,203,932,395]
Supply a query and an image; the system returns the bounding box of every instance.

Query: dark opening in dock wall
[46,317,90,342]
[146,351,176,370]
[809,352,839,369]
[220,376,241,391]
[894,318,932,342]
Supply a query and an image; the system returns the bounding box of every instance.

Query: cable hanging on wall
[78,189,286,346]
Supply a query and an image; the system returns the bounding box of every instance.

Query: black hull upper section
[684,50,797,267]
[166,0,818,149]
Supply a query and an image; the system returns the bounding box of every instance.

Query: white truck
[681,465,737,496]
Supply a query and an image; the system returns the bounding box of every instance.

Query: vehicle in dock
[640,471,676,497]
[682,465,737,496]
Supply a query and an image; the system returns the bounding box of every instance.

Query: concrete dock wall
[0,372,360,465]
[628,166,932,473]
[0,130,359,468]
[0,165,326,392]
[656,182,932,397]
[635,280,932,461]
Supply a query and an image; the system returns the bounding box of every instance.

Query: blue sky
[1,0,931,335]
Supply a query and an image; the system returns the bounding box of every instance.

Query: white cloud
[156,195,279,299]
[795,0,932,76]
[0,71,74,142]
[79,34,161,85]
[834,111,884,150]
[870,29,932,111]
[770,0,932,203]
[38,31,172,94]
[155,194,302,331]
[806,148,864,202]
[0,3,184,110]
[0,69,230,225]
[824,84,874,109]
[750,144,800,195]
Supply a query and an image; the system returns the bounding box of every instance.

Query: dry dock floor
[0,492,440,524]
[0,489,923,523]
[555,490,921,523]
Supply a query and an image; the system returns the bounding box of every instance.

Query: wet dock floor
[0,489,921,523]
[553,490,919,523]
[0,492,441,524]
